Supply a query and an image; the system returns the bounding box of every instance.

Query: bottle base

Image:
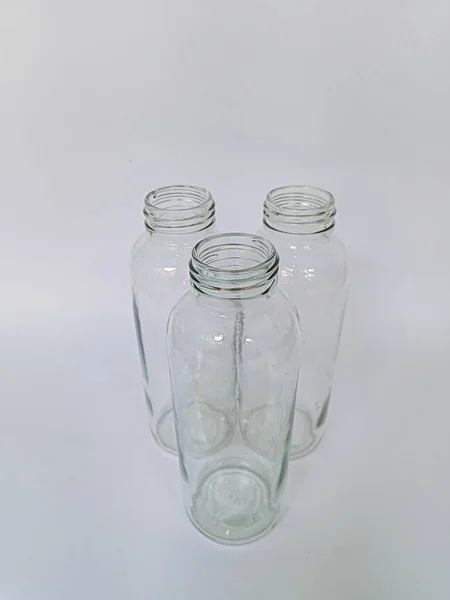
[290,408,324,460]
[152,407,178,455]
[151,402,235,457]
[181,400,234,457]
[187,462,278,545]
[239,402,288,461]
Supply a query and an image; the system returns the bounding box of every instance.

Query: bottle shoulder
[131,226,217,293]
[258,226,347,258]
[131,232,192,266]
[167,289,301,351]
[258,227,348,291]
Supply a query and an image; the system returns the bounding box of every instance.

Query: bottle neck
[263,185,336,235]
[189,233,279,300]
[144,185,215,234]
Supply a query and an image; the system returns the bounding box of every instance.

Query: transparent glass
[167,233,301,545]
[258,186,348,459]
[130,185,216,454]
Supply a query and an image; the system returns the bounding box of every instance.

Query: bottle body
[167,234,301,544]
[130,186,216,454]
[259,186,348,459]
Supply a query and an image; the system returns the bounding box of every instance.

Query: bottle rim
[144,185,215,233]
[264,185,336,234]
[190,233,279,299]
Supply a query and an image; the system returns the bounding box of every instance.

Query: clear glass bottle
[258,186,348,459]
[130,185,216,454]
[167,233,301,545]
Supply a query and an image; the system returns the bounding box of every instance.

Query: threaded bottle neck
[263,185,336,234]
[144,185,215,234]
[189,233,279,299]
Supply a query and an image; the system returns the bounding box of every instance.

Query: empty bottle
[130,185,216,454]
[167,233,301,544]
[258,186,348,459]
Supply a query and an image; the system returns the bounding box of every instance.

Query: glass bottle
[258,186,348,459]
[130,185,216,454]
[167,233,301,545]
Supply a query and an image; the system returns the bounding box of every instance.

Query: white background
[1,0,450,598]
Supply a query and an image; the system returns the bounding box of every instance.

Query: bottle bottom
[187,461,278,545]
[290,407,324,460]
[181,400,234,457]
[152,407,178,455]
[151,401,235,457]
[240,402,288,462]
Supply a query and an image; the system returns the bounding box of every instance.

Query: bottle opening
[144,185,215,233]
[264,185,336,234]
[190,233,279,299]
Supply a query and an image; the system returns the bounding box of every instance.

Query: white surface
[1,1,450,598]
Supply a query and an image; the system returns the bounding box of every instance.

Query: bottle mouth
[190,233,279,299]
[144,185,215,233]
[264,185,336,234]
